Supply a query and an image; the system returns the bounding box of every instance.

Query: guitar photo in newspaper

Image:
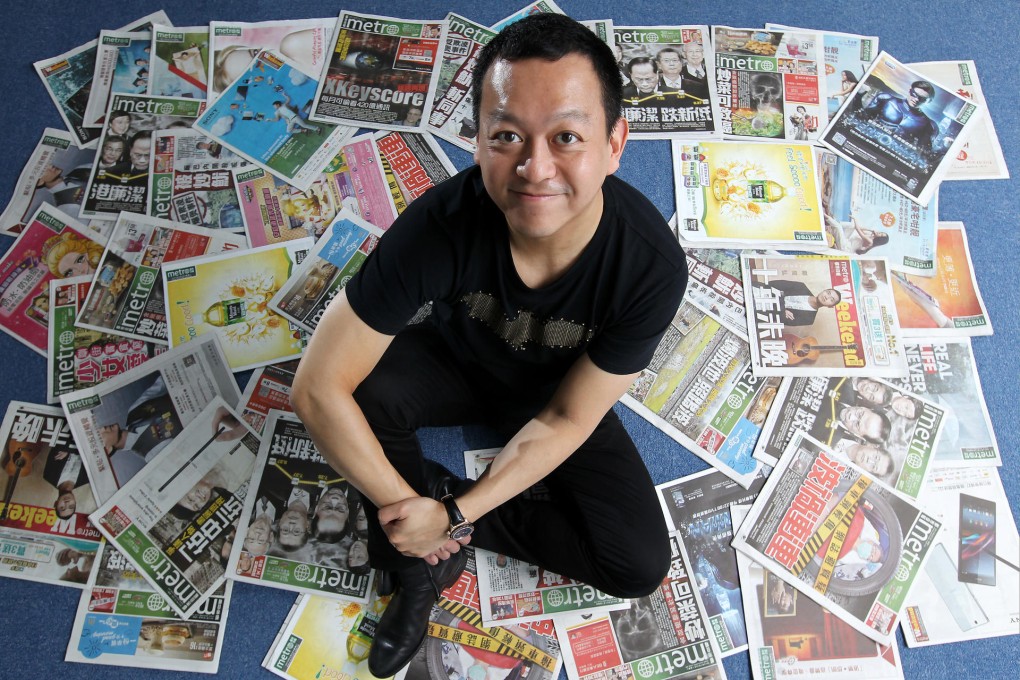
[148,25,211,100]
[239,360,299,435]
[374,129,458,211]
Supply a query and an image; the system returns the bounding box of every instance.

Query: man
[42,447,90,520]
[838,404,891,444]
[764,279,841,326]
[104,131,151,185]
[861,80,945,158]
[269,89,322,135]
[293,14,687,677]
[655,47,683,90]
[679,41,710,100]
[622,56,660,101]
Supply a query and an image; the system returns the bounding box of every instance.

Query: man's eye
[555,132,580,144]
[493,131,521,143]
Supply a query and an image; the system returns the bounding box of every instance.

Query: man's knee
[596,531,671,599]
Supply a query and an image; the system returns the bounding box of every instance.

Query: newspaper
[227,410,374,601]
[148,25,211,100]
[60,334,241,505]
[47,275,162,405]
[490,1,565,33]
[817,148,937,275]
[614,25,720,138]
[655,468,769,656]
[0,401,101,588]
[732,430,942,643]
[680,244,747,336]
[149,127,251,231]
[374,129,458,212]
[66,541,232,673]
[270,211,385,334]
[672,140,826,247]
[76,212,245,344]
[623,298,777,488]
[901,467,1019,647]
[731,505,903,680]
[556,532,726,680]
[891,222,992,337]
[712,26,827,141]
[0,203,106,355]
[821,51,983,206]
[0,128,96,236]
[239,360,299,434]
[743,253,908,377]
[83,30,153,130]
[311,12,449,131]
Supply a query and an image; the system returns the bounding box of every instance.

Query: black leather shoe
[375,569,396,597]
[422,460,458,500]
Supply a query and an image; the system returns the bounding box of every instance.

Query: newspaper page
[425,14,495,152]
[148,25,211,100]
[655,468,769,657]
[227,410,373,601]
[556,532,726,680]
[47,275,162,405]
[270,211,385,334]
[910,60,1008,181]
[84,30,153,130]
[0,203,106,355]
[731,505,903,680]
[239,360,298,434]
[732,430,942,643]
[162,239,313,371]
[0,128,96,236]
[614,25,720,138]
[0,401,101,588]
[490,1,565,33]
[902,467,1019,647]
[374,129,457,212]
[76,212,245,344]
[680,244,747,337]
[821,51,983,206]
[311,12,449,132]
[891,222,992,336]
[817,148,937,275]
[80,93,206,219]
[60,334,241,505]
[149,127,251,232]
[465,448,629,626]
[743,253,908,377]
[66,541,232,673]
[672,140,826,247]
[712,27,827,141]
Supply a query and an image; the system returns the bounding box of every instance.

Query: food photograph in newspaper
[613,25,719,138]
[0,402,101,588]
[90,398,258,619]
[238,360,299,434]
[83,30,153,131]
[66,541,232,673]
[374,129,458,210]
[673,140,826,247]
[821,51,982,205]
[678,244,747,336]
[732,430,942,642]
[148,25,211,100]
[743,254,907,377]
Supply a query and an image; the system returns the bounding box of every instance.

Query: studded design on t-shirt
[460,291,589,351]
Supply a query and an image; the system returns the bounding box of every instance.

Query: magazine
[821,51,983,206]
[672,140,826,247]
[148,25,211,100]
[227,410,374,602]
[239,360,299,434]
[66,541,232,673]
[60,334,241,505]
[743,253,908,377]
[374,129,458,212]
[0,401,101,588]
[614,25,720,138]
[83,30,153,130]
[89,398,259,619]
[311,12,448,132]
[490,1,565,33]
[679,244,747,336]
[732,430,941,642]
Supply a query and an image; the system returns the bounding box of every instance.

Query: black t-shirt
[346,166,687,396]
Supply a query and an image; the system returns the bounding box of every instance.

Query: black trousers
[352,327,670,599]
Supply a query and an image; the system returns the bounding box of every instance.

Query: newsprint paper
[238,360,299,435]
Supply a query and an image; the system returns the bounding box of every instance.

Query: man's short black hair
[472,13,623,137]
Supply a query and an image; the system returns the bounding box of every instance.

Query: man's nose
[516,140,556,183]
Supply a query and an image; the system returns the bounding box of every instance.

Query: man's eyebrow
[486,108,594,126]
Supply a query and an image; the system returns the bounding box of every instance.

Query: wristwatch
[440,494,474,540]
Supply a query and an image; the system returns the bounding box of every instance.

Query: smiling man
[292,14,687,676]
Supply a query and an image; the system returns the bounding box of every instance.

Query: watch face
[449,524,474,540]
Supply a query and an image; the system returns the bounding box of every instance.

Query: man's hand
[378,496,471,566]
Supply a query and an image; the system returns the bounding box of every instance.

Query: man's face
[855,378,890,406]
[244,515,273,555]
[130,139,151,171]
[629,62,658,94]
[278,508,309,548]
[840,406,884,441]
[180,479,214,512]
[314,487,349,526]
[816,288,841,308]
[907,85,932,108]
[656,52,682,79]
[890,394,918,419]
[683,43,704,66]
[404,107,422,125]
[110,116,130,136]
[474,54,627,245]
[55,492,77,518]
[102,141,124,165]
[847,443,891,476]
[99,424,124,452]
[348,539,369,568]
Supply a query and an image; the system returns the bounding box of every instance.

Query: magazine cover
[712,26,827,141]
[672,140,826,246]
[655,468,769,656]
[891,222,992,336]
[743,253,908,376]
[490,1,564,33]
[60,334,241,505]
[731,505,903,680]
[83,30,153,130]
[47,275,162,404]
[821,51,983,206]
[66,541,232,673]
[239,360,299,434]
[614,25,720,138]
[90,398,259,619]
[732,430,942,642]
[622,298,777,488]
[901,467,1019,647]
[311,12,448,132]
[680,245,747,336]
[227,410,374,602]
[75,212,245,344]
[374,129,457,211]
[270,211,385,334]
[162,239,313,371]
[148,25,211,100]
[0,401,101,588]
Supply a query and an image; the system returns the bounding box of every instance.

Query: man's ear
[606,117,629,175]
